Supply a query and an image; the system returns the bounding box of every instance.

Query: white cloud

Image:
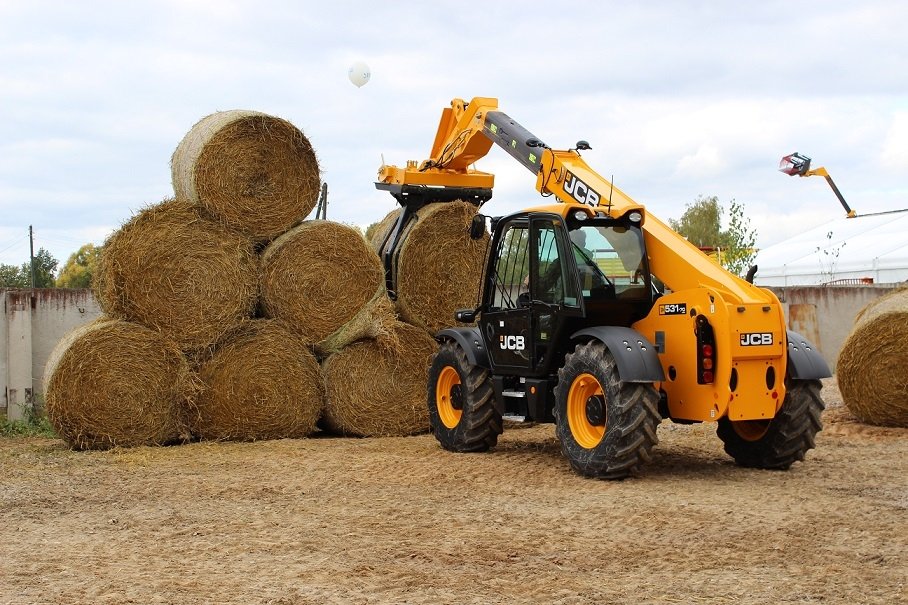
[880,112,908,170]
[675,145,724,178]
[1,1,907,266]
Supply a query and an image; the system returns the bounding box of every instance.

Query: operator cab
[478,208,657,382]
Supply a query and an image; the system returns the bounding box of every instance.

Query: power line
[0,234,29,256]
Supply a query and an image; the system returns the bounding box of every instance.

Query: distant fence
[768,284,900,368]
[1,289,102,421]
[1,285,899,421]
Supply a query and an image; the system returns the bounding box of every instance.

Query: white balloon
[348,61,371,88]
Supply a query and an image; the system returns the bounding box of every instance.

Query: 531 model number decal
[659,303,687,316]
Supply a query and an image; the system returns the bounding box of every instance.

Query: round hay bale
[94,198,258,352]
[261,220,395,353]
[395,201,488,334]
[193,319,323,441]
[369,208,403,253]
[171,109,320,242]
[836,286,908,427]
[44,318,197,451]
[321,321,437,437]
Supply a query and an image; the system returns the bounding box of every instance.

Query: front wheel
[717,378,824,469]
[427,342,501,452]
[554,341,661,479]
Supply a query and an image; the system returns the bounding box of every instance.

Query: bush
[0,400,57,438]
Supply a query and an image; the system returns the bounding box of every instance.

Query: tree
[668,195,723,248]
[0,248,59,287]
[0,264,28,287]
[23,248,59,288]
[669,195,757,277]
[57,244,102,288]
[721,199,758,277]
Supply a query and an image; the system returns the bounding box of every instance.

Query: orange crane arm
[378,96,769,304]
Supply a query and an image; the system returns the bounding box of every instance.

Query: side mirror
[745,264,758,284]
[454,308,478,323]
[469,214,486,240]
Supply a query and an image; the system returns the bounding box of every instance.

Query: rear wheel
[554,341,661,479]
[427,342,501,452]
[717,379,824,469]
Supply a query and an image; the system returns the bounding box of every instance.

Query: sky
[2,1,907,269]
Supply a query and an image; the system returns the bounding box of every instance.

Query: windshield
[569,223,648,299]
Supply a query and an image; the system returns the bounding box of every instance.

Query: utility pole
[29,225,36,288]
[315,183,328,219]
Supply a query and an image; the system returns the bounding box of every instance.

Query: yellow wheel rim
[436,366,463,429]
[567,373,606,449]
[731,419,771,442]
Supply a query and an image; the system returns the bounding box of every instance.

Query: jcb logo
[499,335,526,351]
[563,171,601,206]
[740,332,773,346]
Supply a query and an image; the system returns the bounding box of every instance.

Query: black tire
[717,379,824,469]
[427,341,501,452]
[554,341,661,479]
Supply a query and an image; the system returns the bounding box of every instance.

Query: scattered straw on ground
[171,109,320,242]
[261,220,395,352]
[93,198,259,353]
[836,286,908,427]
[43,318,198,450]
[321,321,438,437]
[394,202,488,334]
[193,319,323,441]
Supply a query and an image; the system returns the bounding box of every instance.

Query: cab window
[489,221,529,310]
[532,219,579,307]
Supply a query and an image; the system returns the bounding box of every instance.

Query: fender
[786,330,832,380]
[571,326,665,383]
[436,327,490,368]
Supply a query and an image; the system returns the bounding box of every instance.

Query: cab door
[481,217,533,373]
[527,215,583,373]
[481,214,582,375]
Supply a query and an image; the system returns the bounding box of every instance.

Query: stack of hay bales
[46,110,324,448]
[46,107,487,449]
[836,287,908,427]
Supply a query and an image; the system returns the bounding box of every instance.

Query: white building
[753,209,908,286]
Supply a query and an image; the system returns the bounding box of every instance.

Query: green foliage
[0,263,29,287]
[669,195,757,277]
[0,248,59,287]
[28,248,59,287]
[56,243,102,288]
[0,400,56,438]
[722,200,758,277]
[668,195,723,248]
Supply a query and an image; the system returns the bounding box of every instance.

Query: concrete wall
[0,285,897,421]
[2,289,102,421]
[770,284,901,368]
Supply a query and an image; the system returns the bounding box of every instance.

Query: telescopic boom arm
[377,97,766,304]
[779,152,856,218]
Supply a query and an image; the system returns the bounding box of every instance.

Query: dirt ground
[1,377,905,605]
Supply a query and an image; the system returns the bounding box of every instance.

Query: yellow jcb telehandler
[376,97,830,479]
